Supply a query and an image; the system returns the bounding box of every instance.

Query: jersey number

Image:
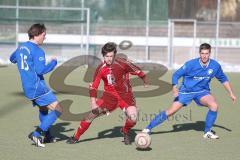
[20,53,29,71]
[107,74,115,85]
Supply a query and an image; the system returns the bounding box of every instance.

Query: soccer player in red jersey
[67,42,148,145]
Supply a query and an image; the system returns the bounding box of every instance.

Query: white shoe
[142,128,151,134]
[28,133,45,147]
[203,130,219,139]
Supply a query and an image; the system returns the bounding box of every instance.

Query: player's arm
[215,66,236,103]
[172,63,187,97]
[9,49,17,64]
[122,58,148,86]
[89,65,102,109]
[34,50,57,75]
[222,82,236,103]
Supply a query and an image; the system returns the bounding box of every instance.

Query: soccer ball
[135,132,151,149]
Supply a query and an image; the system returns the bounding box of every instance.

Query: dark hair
[101,42,117,56]
[27,23,46,40]
[199,43,211,53]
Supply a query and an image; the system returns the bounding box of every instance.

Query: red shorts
[96,91,136,112]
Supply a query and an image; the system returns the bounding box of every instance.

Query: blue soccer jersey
[172,58,228,93]
[10,41,57,99]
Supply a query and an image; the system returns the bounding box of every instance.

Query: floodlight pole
[215,0,221,60]
[86,8,90,56]
[80,0,84,55]
[15,0,19,48]
[168,20,174,69]
[145,0,150,60]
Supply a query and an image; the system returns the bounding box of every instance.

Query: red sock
[74,121,91,140]
[123,119,136,134]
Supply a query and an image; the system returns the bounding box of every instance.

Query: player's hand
[230,93,237,103]
[144,82,148,88]
[91,102,99,110]
[172,85,178,97]
[51,57,57,61]
[91,96,99,110]
[142,76,149,88]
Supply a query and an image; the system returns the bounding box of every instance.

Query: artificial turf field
[0,65,239,160]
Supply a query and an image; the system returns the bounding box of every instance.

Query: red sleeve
[117,57,147,84]
[118,57,145,76]
[89,64,103,97]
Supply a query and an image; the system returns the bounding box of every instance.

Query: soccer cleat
[123,133,131,145]
[120,128,131,145]
[28,133,45,147]
[43,136,57,143]
[66,136,78,144]
[142,128,151,134]
[203,130,219,139]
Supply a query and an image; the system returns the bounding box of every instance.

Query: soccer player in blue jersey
[10,23,63,147]
[142,43,236,139]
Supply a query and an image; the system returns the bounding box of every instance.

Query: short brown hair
[27,23,46,40]
[101,42,117,56]
[199,43,211,53]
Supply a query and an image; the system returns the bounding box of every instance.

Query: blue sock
[32,110,49,138]
[146,111,167,130]
[32,131,41,137]
[39,109,51,137]
[204,110,217,133]
[32,127,44,137]
[39,110,61,132]
[39,109,48,122]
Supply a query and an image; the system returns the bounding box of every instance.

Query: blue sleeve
[33,50,57,75]
[9,50,17,64]
[215,65,228,83]
[172,63,188,85]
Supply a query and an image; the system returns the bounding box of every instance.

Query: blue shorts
[174,90,210,107]
[32,91,57,107]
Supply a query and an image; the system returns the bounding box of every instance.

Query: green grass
[0,66,240,160]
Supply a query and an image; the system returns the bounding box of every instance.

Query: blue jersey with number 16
[172,58,228,93]
[10,41,57,100]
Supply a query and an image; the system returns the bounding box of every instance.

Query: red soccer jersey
[89,57,146,97]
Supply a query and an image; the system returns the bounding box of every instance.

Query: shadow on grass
[30,120,231,146]
[150,121,231,135]
[136,147,152,151]
[74,121,231,144]
[34,122,74,141]
[50,122,75,141]
[0,65,8,68]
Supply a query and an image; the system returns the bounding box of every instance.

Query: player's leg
[67,93,118,144]
[121,106,137,145]
[199,94,219,139]
[32,92,62,145]
[30,93,62,147]
[143,93,193,134]
[115,92,137,144]
[38,107,55,143]
[123,106,138,134]
[66,107,106,144]
[39,106,48,123]
[66,95,117,144]
[34,102,62,136]
[143,101,183,133]
[74,108,105,140]
[28,104,48,147]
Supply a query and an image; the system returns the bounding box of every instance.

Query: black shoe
[123,133,131,145]
[43,136,57,143]
[120,128,131,145]
[66,136,78,144]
